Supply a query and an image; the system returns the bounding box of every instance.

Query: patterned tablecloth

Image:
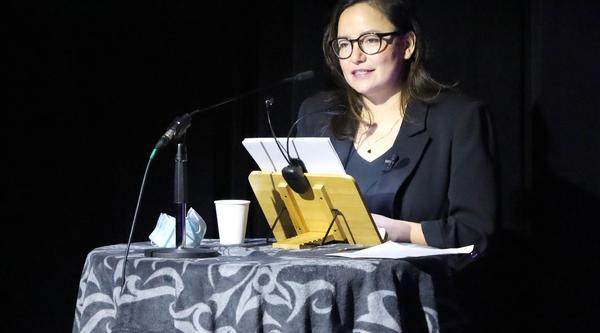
[73,240,459,333]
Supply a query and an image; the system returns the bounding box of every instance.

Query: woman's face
[337,3,411,103]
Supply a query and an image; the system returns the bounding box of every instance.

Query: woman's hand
[371,213,428,245]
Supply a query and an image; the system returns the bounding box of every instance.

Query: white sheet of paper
[242,137,346,174]
[241,138,277,171]
[328,241,474,259]
[292,138,346,174]
[259,139,290,171]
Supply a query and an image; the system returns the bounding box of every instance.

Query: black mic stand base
[144,247,220,258]
[144,141,220,259]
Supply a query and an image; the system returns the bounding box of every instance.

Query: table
[73,240,461,333]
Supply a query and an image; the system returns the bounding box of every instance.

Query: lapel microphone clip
[384,155,400,171]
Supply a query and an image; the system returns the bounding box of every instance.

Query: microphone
[153,113,192,151]
[383,154,399,171]
[264,96,345,194]
[264,96,311,194]
[189,70,314,117]
[284,70,315,82]
[151,70,315,155]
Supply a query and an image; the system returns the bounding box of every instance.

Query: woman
[297,0,496,268]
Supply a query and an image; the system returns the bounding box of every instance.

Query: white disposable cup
[214,199,250,245]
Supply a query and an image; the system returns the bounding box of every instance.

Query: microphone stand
[140,70,315,259]
[145,135,219,258]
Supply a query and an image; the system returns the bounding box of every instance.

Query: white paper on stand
[328,241,474,259]
[241,139,275,171]
[242,137,346,175]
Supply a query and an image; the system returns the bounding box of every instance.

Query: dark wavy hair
[323,0,449,139]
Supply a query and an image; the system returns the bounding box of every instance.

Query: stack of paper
[242,137,346,175]
[328,241,474,259]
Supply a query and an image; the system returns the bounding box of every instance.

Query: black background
[5,0,599,331]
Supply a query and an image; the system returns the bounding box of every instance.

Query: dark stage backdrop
[5,0,599,332]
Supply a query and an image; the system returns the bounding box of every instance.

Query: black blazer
[297,91,497,266]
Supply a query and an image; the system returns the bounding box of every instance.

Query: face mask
[148,207,207,248]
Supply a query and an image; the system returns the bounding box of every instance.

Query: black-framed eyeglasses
[329,31,401,59]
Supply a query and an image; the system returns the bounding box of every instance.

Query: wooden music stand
[248,171,382,249]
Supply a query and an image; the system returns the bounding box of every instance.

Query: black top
[345,148,385,195]
[296,91,497,269]
[346,143,403,213]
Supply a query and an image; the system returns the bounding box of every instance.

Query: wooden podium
[248,171,382,249]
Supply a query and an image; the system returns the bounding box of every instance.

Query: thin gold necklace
[358,116,403,154]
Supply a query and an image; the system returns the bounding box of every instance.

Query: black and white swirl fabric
[73,240,457,333]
